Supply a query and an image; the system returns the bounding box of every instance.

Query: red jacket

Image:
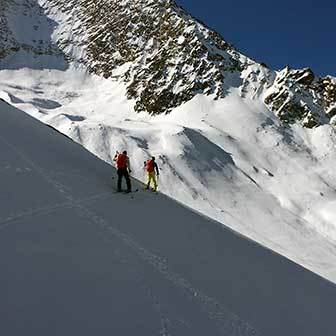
[145,159,159,174]
[116,153,130,170]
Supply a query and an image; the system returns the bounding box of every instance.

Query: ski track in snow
[0,191,111,230]
[0,128,258,335]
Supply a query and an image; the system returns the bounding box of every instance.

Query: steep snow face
[1,68,336,284]
[2,99,336,336]
[1,0,336,283]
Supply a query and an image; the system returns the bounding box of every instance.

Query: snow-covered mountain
[1,0,336,283]
[2,98,336,336]
[1,0,335,125]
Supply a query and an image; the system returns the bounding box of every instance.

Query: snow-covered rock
[264,67,336,128]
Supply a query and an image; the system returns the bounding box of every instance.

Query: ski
[113,188,139,194]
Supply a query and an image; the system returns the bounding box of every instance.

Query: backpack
[146,159,155,172]
[116,154,127,169]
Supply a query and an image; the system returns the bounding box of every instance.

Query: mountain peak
[60,0,248,113]
[0,0,335,127]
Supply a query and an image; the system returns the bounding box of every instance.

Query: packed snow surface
[1,0,336,286]
[1,99,336,336]
[1,66,336,284]
[2,2,336,332]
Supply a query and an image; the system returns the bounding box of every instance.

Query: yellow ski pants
[147,172,158,191]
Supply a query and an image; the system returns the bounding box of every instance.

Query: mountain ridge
[1,0,335,127]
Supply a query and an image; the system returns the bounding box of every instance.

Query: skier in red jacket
[144,156,159,192]
[115,151,132,192]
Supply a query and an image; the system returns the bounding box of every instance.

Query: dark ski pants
[117,168,131,192]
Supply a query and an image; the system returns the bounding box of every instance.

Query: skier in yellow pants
[144,156,159,192]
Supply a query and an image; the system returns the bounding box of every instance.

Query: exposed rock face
[320,78,336,117]
[0,0,335,127]
[264,67,336,128]
[42,0,252,114]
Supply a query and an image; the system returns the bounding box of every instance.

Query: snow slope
[1,68,336,285]
[1,0,336,286]
[1,98,336,335]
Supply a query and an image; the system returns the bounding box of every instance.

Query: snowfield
[1,66,336,284]
[1,98,336,335]
[1,1,336,333]
[1,0,336,285]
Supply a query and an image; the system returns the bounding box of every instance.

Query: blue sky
[177,0,335,76]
